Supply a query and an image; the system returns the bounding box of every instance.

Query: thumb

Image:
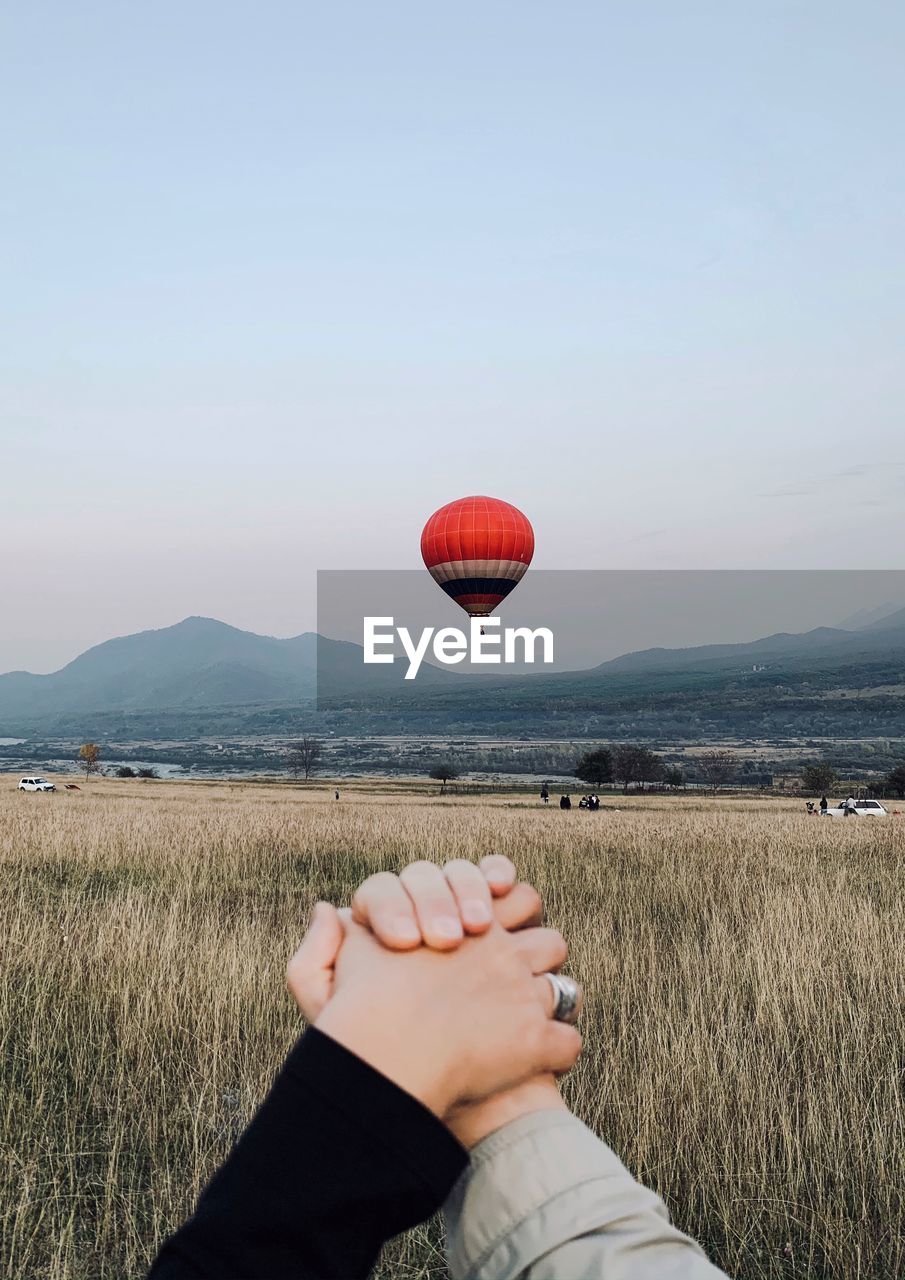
[287,901,344,1020]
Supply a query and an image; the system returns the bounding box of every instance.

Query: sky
[3,1,905,673]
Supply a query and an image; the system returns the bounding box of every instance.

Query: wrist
[445,1077,566,1148]
[314,1002,457,1117]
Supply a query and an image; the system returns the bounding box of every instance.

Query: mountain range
[1,609,904,737]
[590,605,905,676]
[0,618,319,721]
[0,616,452,730]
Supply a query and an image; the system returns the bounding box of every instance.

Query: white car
[821,799,888,818]
[18,776,56,793]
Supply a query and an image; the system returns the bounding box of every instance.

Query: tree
[638,750,665,790]
[698,751,736,791]
[115,766,136,778]
[612,744,664,793]
[574,748,613,789]
[429,763,459,793]
[886,763,905,799]
[663,765,685,789]
[78,743,101,781]
[137,767,159,779]
[286,737,322,782]
[800,762,837,795]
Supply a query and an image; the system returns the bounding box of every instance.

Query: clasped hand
[287,857,581,1146]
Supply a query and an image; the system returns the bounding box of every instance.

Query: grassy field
[1,776,903,1279]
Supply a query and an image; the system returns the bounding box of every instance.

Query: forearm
[150,1027,467,1280]
[444,1111,728,1280]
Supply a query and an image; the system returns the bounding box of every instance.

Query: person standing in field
[820,795,828,814]
[844,795,857,816]
[559,794,571,810]
[540,784,549,805]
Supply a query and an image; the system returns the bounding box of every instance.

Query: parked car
[18,776,56,793]
[821,799,888,818]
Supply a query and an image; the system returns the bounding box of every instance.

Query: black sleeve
[148,1027,468,1280]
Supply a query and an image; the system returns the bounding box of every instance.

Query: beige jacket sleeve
[443,1111,729,1280]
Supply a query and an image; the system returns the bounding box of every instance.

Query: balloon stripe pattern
[421,496,535,618]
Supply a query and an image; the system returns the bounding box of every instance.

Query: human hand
[351,854,541,950]
[349,856,568,1145]
[288,856,579,1142]
[291,855,543,1016]
[290,910,580,1119]
[288,902,566,1145]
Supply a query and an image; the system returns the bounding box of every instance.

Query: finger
[443,859,494,933]
[535,1020,583,1075]
[479,854,516,896]
[295,901,344,970]
[399,860,464,948]
[351,872,422,949]
[286,902,344,1020]
[514,927,569,975]
[494,882,543,932]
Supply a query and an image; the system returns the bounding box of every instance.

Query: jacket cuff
[443,1111,705,1280]
[293,1027,467,1204]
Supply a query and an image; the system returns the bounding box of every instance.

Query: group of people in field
[539,785,600,811]
[805,795,858,816]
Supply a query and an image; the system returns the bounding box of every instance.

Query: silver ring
[543,973,582,1024]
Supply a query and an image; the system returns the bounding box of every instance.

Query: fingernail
[392,917,421,942]
[485,869,508,886]
[433,915,463,940]
[461,899,492,926]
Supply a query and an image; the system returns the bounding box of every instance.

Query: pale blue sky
[3,1,904,671]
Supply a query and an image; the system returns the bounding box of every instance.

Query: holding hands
[287,856,582,1141]
[154,854,725,1280]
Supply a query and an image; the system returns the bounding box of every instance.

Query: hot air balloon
[420,495,535,619]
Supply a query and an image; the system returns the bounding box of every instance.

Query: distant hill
[0,618,316,724]
[835,600,905,631]
[594,626,855,675]
[2,613,904,740]
[0,616,442,731]
[591,621,905,677]
[862,604,905,633]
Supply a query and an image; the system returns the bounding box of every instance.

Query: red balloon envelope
[421,495,535,618]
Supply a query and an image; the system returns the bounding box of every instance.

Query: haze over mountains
[0,617,445,728]
[0,618,318,719]
[595,605,905,676]
[1,609,904,737]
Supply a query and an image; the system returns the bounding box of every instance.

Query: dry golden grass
[1,775,903,1279]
